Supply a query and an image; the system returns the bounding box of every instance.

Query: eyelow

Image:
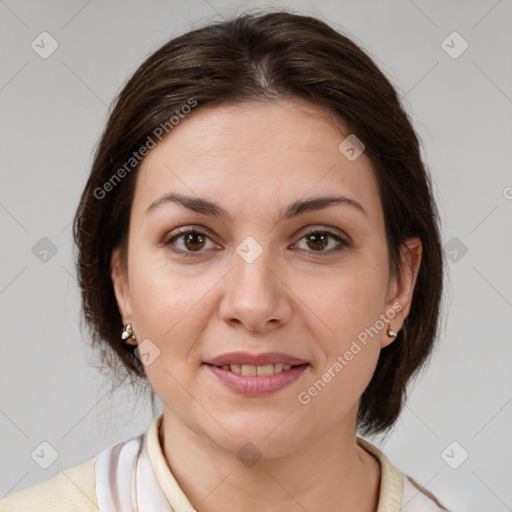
[162,228,216,257]
[162,227,349,257]
[296,228,349,254]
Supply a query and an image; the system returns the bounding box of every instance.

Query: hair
[72,8,446,436]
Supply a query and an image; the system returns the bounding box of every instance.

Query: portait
[2,7,457,512]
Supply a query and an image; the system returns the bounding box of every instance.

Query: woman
[1,9,448,512]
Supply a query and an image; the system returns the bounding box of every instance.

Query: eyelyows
[161,226,349,257]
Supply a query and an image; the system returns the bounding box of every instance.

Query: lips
[204,350,309,367]
[206,362,309,395]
